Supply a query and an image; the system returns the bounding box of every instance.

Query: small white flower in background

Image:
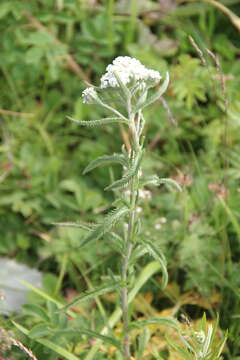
[136,206,143,213]
[155,217,167,230]
[82,87,98,104]
[138,189,152,200]
[123,189,151,201]
[100,56,161,89]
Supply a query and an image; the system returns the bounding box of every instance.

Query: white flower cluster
[82,87,98,104]
[100,56,161,89]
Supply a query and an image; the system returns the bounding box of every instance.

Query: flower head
[82,87,98,104]
[100,56,161,89]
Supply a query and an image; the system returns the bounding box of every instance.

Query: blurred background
[0,0,240,359]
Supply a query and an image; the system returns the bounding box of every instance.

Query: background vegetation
[0,0,240,359]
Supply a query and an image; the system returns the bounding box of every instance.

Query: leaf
[68,116,129,126]
[106,232,124,253]
[83,154,128,175]
[58,281,122,312]
[52,221,93,231]
[22,304,49,322]
[51,329,122,350]
[166,335,193,360]
[78,207,129,248]
[105,151,143,191]
[158,178,182,192]
[129,317,179,331]
[29,324,50,339]
[113,71,131,99]
[137,328,151,360]
[20,281,77,319]
[140,176,182,192]
[83,262,162,360]
[136,72,169,111]
[13,322,79,360]
[141,240,168,288]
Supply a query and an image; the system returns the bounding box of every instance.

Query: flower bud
[82,87,98,104]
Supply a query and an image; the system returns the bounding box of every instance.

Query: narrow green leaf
[140,176,182,192]
[129,317,179,331]
[20,281,77,319]
[141,72,169,110]
[141,240,168,288]
[83,261,162,360]
[83,154,128,175]
[78,207,129,248]
[68,116,129,126]
[22,304,49,322]
[13,322,79,360]
[158,178,182,192]
[29,324,50,339]
[52,222,93,231]
[51,329,122,350]
[105,151,143,191]
[137,328,150,360]
[107,232,124,253]
[166,335,193,360]
[58,281,122,312]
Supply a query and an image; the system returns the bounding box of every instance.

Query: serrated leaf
[83,154,128,175]
[29,324,50,339]
[129,317,179,331]
[52,222,93,231]
[78,207,129,248]
[22,304,49,322]
[105,151,143,191]
[158,178,182,192]
[68,116,129,126]
[106,232,124,253]
[51,329,122,350]
[140,175,182,192]
[141,240,168,288]
[58,281,122,312]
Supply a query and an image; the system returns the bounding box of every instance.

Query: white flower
[155,223,162,230]
[136,206,143,213]
[138,189,152,200]
[82,87,98,104]
[100,56,161,89]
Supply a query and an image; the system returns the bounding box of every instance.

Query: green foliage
[0,0,239,359]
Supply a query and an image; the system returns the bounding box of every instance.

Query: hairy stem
[121,111,141,359]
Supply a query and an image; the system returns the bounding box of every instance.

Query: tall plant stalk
[65,57,179,358]
[121,110,142,358]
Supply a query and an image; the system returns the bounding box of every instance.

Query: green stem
[121,113,141,359]
[84,262,161,360]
